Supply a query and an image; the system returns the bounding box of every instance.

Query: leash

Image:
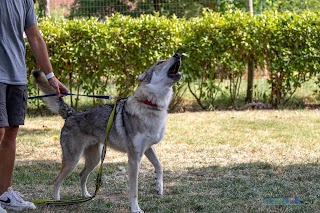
[32,98,117,206]
[28,93,111,100]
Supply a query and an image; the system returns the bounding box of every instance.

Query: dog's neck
[133,96,164,111]
[140,99,159,108]
[133,86,173,110]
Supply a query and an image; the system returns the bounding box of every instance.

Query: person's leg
[0,83,10,195]
[0,129,9,212]
[0,126,19,195]
[0,84,35,211]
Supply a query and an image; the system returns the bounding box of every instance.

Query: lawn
[14,110,320,212]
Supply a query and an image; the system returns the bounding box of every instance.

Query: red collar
[141,100,159,108]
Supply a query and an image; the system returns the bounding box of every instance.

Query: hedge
[26,10,320,110]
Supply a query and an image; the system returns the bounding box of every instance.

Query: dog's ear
[137,66,154,83]
[137,72,146,82]
[137,61,160,82]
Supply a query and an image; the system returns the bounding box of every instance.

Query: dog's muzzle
[168,53,182,81]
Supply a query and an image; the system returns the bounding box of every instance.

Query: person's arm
[25,24,68,96]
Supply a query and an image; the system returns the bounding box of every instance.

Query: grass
[11,110,320,213]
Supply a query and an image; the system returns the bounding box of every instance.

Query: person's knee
[0,127,5,142]
[6,126,19,134]
[0,126,19,148]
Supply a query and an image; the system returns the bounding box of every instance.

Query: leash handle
[28,93,111,100]
[27,94,56,100]
[32,196,94,206]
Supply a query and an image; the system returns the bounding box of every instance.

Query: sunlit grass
[12,110,320,212]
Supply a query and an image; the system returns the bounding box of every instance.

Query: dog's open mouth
[167,53,182,81]
[168,60,181,77]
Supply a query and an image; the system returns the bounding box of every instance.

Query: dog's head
[137,53,182,88]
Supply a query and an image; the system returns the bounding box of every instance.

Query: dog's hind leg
[80,143,102,198]
[128,152,144,213]
[54,158,79,200]
[144,147,163,195]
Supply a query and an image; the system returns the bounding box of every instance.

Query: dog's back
[33,70,167,152]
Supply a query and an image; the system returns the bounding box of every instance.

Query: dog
[33,53,182,213]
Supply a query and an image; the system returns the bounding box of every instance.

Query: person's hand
[48,77,69,96]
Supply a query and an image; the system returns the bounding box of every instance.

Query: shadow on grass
[175,162,320,212]
[13,161,320,213]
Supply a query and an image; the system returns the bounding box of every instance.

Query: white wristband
[46,72,55,80]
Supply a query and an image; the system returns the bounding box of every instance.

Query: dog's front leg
[128,153,144,213]
[145,147,163,195]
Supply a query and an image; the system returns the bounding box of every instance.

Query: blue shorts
[0,83,27,127]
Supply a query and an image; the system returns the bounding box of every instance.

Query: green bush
[260,11,320,106]
[181,10,257,109]
[26,11,320,110]
[27,14,183,107]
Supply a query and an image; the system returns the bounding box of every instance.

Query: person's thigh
[7,85,27,126]
[0,83,9,127]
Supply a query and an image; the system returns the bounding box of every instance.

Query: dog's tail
[32,70,75,119]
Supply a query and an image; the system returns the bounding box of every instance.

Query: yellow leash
[33,99,117,206]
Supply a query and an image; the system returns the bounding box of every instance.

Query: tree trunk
[44,0,50,17]
[245,0,254,103]
[245,59,254,103]
[246,0,253,14]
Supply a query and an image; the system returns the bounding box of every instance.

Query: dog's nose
[173,53,181,59]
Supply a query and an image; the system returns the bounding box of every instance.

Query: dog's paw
[154,169,164,195]
[82,192,91,198]
[131,205,144,213]
[156,180,163,195]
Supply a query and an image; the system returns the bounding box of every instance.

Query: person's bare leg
[0,126,19,195]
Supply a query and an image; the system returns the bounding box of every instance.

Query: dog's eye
[156,61,164,65]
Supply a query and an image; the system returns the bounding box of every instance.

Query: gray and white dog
[33,53,182,213]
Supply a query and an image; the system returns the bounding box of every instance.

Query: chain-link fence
[40,0,320,19]
[40,0,217,18]
[49,0,316,19]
